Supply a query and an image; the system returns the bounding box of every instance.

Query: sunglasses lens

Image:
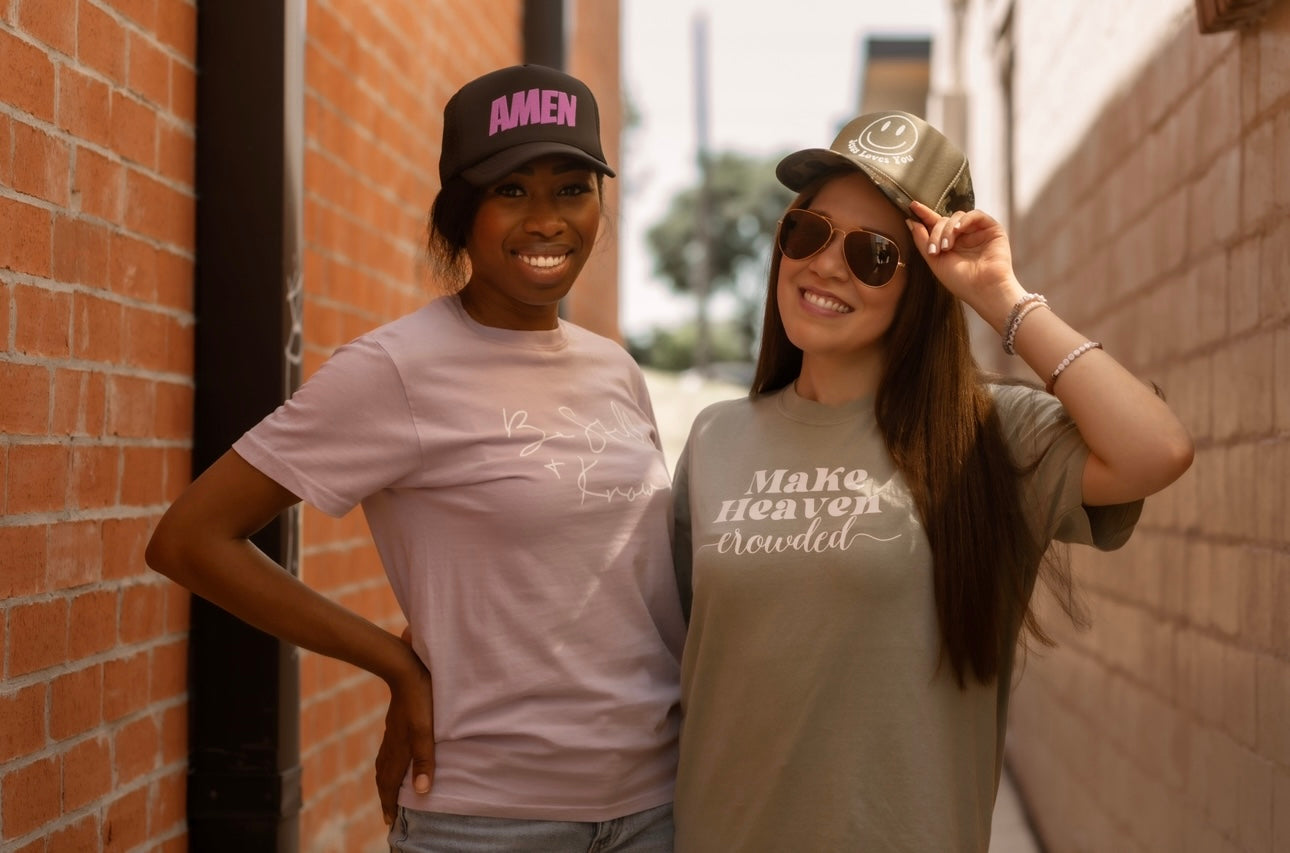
[777,209,831,260]
[843,232,901,287]
[777,209,902,287]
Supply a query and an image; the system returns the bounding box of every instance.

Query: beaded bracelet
[1003,300,1049,354]
[1002,293,1048,355]
[1046,341,1103,394]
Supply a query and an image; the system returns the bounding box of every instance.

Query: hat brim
[776,148,913,215]
[460,142,616,186]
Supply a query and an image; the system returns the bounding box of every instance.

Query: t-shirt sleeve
[993,382,1143,551]
[626,359,666,454]
[233,336,421,517]
[671,428,695,624]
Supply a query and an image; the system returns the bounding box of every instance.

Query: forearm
[151,531,417,685]
[145,450,423,688]
[910,206,1193,504]
[993,288,1194,503]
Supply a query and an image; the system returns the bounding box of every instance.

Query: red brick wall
[564,0,623,341]
[1,1,623,850]
[1002,5,1290,851]
[0,0,196,849]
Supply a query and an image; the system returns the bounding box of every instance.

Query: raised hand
[906,200,1023,329]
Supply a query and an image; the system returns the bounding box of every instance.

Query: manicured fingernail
[928,242,938,255]
[941,238,950,250]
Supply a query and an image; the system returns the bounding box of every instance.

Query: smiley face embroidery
[847,114,920,161]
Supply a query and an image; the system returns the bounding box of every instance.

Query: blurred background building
[859,36,932,116]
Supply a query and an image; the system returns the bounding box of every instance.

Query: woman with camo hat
[669,111,1193,852]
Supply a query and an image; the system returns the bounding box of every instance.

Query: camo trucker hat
[776,110,974,216]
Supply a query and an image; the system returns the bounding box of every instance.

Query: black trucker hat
[439,64,615,187]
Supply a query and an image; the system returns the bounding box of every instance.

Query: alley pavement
[642,368,1043,853]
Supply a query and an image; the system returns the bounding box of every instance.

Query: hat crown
[440,65,614,187]
[836,112,923,161]
[776,109,973,217]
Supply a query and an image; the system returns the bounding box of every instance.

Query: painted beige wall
[942,2,1290,851]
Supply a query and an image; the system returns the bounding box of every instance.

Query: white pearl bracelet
[1046,341,1102,394]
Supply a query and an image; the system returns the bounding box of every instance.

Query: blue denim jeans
[387,803,673,852]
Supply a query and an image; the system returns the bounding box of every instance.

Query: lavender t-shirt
[234,295,684,821]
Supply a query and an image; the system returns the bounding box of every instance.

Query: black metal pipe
[524,0,565,69]
[191,0,304,848]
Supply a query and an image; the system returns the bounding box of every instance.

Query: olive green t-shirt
[671,382,1141,853]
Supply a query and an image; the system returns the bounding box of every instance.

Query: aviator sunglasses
[775,208,905,287]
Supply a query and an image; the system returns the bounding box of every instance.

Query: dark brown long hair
[753,172,1070,687]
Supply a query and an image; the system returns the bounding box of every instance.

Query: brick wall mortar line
[1050,299,1290,377]
[294,576,395,603]
[303,199,423,253]
[0,103,196,162]
[299,537,382,556]
[3,706,189,759]
[300,698,386,729]
[304,40,435,143]
[0,646,191,698]
[1029,661,1190,768]
[79,0,197,67]
[0,273,196,318]
[6,9,194,80]
[298,262,420,299]
[1130,522,1290,553]
[305,143,435,213]
[302,242,422,285]
[0,189,197,262]
[1017,688,1253,847]
[303,179,427,219]
[1012,676,1175,844]
[300,294,420,327]
[0,349,197,384]
[1046,606,1290,680]
[315,2,460,104]
[304,96,438,180]
[0,503,171,526]
[0,432,192,450]
[0,758,188,848]
[116,159,196,200]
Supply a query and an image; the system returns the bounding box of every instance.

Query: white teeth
[519,254,566,269]
[802,290,852,313]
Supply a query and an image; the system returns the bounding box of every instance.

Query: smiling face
[460,155,603,330]
[775,171,911,375]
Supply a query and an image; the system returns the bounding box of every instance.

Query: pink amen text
[489,89,577,135]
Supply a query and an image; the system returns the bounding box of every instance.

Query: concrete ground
[642,368,1043,853]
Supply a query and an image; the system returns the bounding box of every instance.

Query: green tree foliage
[625,321,750,374]
[644,151,794,351]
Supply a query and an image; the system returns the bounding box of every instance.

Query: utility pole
[691,11,713,374]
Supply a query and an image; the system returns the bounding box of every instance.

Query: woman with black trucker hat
[668,111,1194,852]
[147,65,683,851]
